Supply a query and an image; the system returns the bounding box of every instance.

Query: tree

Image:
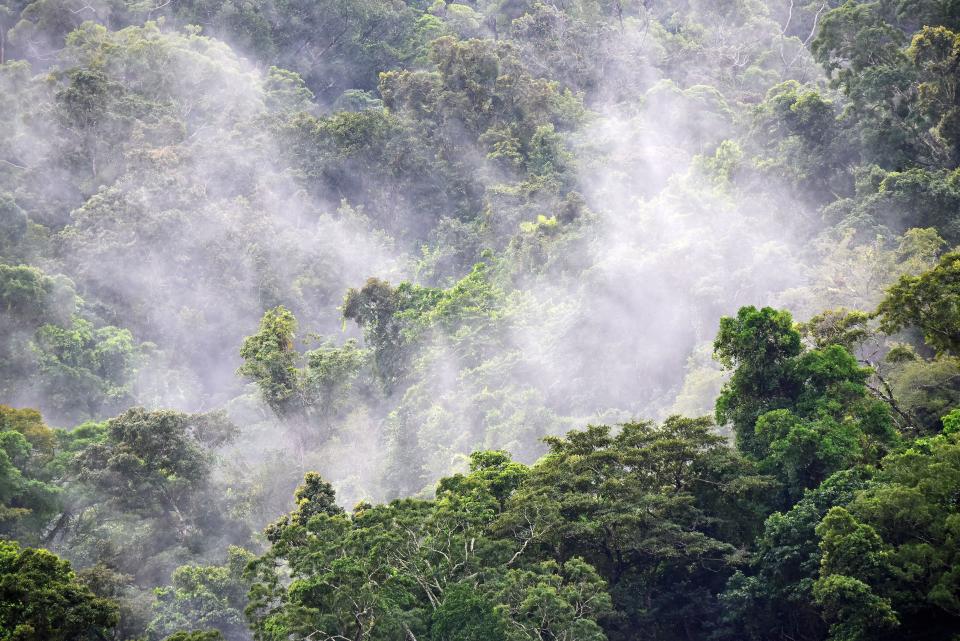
[0,405,59,541]
[247,457,613,641]
[876,249,960,356]
[495,417,771,641]
[751,81,852,203]
[32,317,144,422]
[828,429,960,638]
[430,581,508,641]
[715,468,874,641]
[342,278,416,390]
[238,307,301,419]
[715,306,897,501]
[149,547,253,641]
[909,26,960,167]
[0,264,71,327]
[65,408,244,586]
[246,473,430,641]
[812,1,921,168]
[0,429,59,541]
[343,265,506,393]
[812,506,900,641]
[490,558,611,641]
[0,540,118,640]
[714,306,804,457]
[812,573,899,641]
[239,306,370,462]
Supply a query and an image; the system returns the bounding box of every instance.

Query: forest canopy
[2,0,960,640]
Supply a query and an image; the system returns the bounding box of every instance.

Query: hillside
[1,1,960,640]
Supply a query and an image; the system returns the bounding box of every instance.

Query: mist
[3,1,958,639]
[0,0,864,504]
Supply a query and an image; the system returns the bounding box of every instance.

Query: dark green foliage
[752,81,853,202]
[342,264,504,391]
[814,430,960,640]
[0,540,119,641]
[714,306,805,457]
[494,417,772,641]
[715,305,896,501]
[716,468,873,641]
[431,582,508,641]
[3,2,960,641]
[877,249,960,356]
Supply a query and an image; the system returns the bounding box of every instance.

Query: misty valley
[2,0,960,640]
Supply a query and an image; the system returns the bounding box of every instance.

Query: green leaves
[65,407,246,587]
[149,547,253,641]
[494,418,761,639]
[715,306,896,501]
[0,405,60,542]
[247,449,614,641]
[909,26,960,166]
[877,249,960,356]
[238,306,300,412]
[239,306,370,454]
[431,582,508,641]
[714,306,804,457]
[0,540,119,641]
[342,265,505,391]
[812,574,899,641]
[490,558,611,641]
[33,318,144,422]
[813,508,899,641]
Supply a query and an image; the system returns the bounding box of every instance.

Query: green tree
[812,507,899,641]
[716,468,874,641]
[65,408,245,586]
[812,0,920,168]
[714,306,804,457]
[909,25,960,167]
[431,581,508,641]
[495,417,771,640]
[491,558,611,641]
[877,249,960,356]
[0,406,59,542]
[238,306,302,418]
[239,306,369,462]
[715,306,896,500]
[0,540,118,641]
[149,547,253,641]
[829,429,960,638]
[32,317,144,422]
[246,474,429,641]
[0,429,59,540]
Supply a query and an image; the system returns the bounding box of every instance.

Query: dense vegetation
[2,0,960,639]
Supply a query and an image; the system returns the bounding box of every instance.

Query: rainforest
[1,0,960,639]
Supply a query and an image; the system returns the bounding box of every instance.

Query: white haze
[2,2,851,510]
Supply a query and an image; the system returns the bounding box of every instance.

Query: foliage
[715,305,897,501]
[2,1,960,640]
[877,249,960,356]
[149,547,253,641]
[60,408,247,587]
[0,539,118,641]
[239,306,370,458]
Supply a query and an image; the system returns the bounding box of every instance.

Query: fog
[0,0,861,511]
